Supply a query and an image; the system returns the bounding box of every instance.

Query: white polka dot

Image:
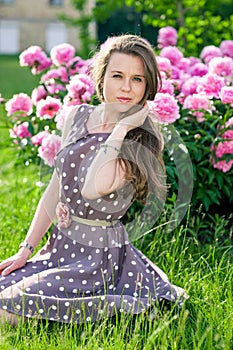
[75,225,79,231]
[74,176,78,181]
[79,269,85,274]
[64,185,69,190]
[128,272,133,277]
[80,247,85,253]
[96,249,100,254]
[82,280,87,285]
[89,210,94,215]
[52,248,57,254]
[65,302,70,307]
[64,244,69,249]
[71,253,76,258]
[70,163,76,168]
[88,241,93,246]
[69,278,74,283]
[69,150,74,155]
[124,284,130,289]
[80,154,85,158]
[113,201,118,206]
[29,300,33,305]
[59,286,65,291]
[55,275,61,280]
[57,234,62,240]
[63,315,69,320]
[62,172,67,177]
[73,188,78,193]
[101,207,106,211]
[131,260,137,265]
[47,282,52,287]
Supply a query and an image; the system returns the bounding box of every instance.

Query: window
[49,0,63,6]
[46,23,67,52]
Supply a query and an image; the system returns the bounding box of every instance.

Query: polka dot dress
[0,105,187,323]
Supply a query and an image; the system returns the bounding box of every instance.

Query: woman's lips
[117,97,132,103]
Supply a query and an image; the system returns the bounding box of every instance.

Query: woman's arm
[81,105,149,200]
[0,106,78,276]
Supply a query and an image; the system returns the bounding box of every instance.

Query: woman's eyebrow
[111,70,145,77]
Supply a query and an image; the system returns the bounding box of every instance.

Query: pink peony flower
[160,46,184,66]
[66,73,95,103]
[200,45,222,63]
[219,86,233,104]
[19,45,52,74]
[212,159,233,172]
[181,76,201,96]
[31,85,48,105]
[215,140,233,158]
[157,26,178,48]
[148,92,180,124]
[10,122,32,138]
[68,56,92,75]
[189,62,208,77]
[41,66,69,84]
[156,56,172,76]
[183,94,212,122]
[5,93,33,117]
[159,78,175,95]
[222,130,233,139]
[220,40,233,58]
[36,96,62,119]
[38,133,61,167]
[50,43,76,66]
[56,202,72,229]
[31,130,50,145]
[208,57,233,77]
[196,73,225,98]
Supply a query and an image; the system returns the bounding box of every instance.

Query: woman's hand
[0,248,31,277]
[116,105,149,133]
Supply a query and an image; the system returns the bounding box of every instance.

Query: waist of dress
[71,215,118,227]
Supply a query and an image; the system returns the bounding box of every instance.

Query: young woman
[0,34,187,324]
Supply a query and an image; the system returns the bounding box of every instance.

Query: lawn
[0,55,39,99]
[0,56,232,349]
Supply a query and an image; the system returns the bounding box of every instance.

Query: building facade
[0,0,96,54]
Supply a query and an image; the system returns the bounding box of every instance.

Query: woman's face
[102,52,146,112]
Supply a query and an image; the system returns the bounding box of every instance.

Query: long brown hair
[91,35,166,202]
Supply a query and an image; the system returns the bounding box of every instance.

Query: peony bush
[1,30,233,211]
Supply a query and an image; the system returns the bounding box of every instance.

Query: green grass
[0,59,232,349]
[0,55,40,99]
[0,108,233,349]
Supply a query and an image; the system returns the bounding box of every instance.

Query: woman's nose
[121,78,131,91]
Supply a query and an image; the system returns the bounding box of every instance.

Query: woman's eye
[113,74,122,79]
[133,77,142,82]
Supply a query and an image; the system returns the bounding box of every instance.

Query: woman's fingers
[0,256,27,276]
